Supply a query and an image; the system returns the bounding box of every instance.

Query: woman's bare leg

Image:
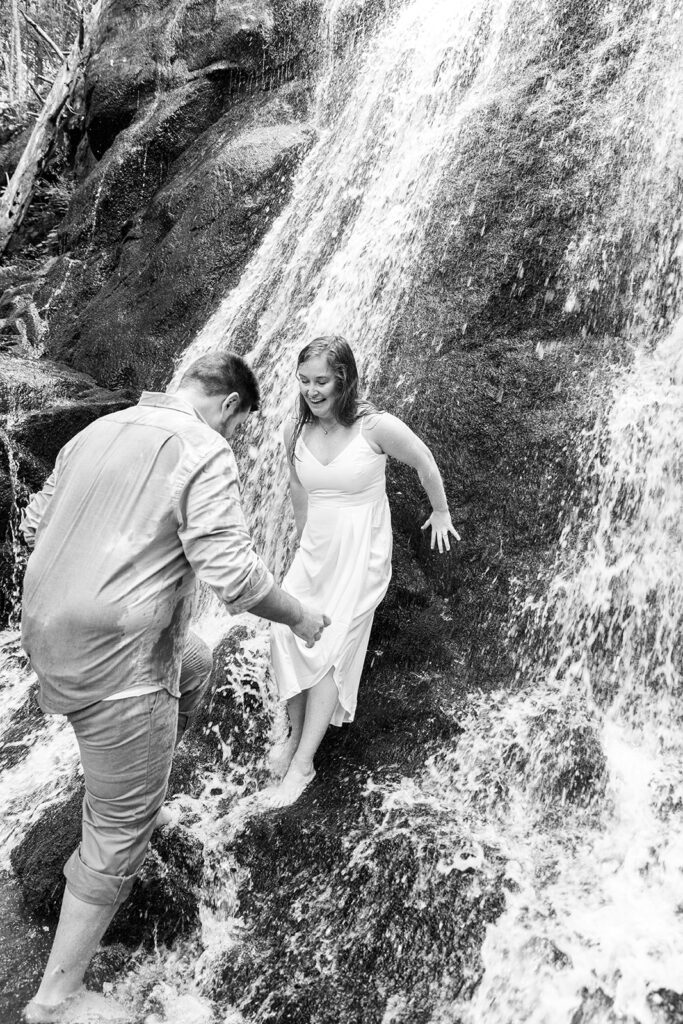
[268,691,307,777]
[261,671,338,808]
[290,670,338,775]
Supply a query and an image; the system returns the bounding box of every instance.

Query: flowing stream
[1,0,683,1021]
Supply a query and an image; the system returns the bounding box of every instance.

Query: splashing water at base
[360,324,683,1024]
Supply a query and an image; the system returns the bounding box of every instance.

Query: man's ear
[221,391,241,417]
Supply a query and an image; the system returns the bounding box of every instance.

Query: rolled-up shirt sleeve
[177,447,274,614]
[20,467,59,550]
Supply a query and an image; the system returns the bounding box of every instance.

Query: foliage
[0,0,80,117]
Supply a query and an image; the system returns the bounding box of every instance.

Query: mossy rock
[208,803,505,1024]
[191,625,273,770]
[10,789,204,948]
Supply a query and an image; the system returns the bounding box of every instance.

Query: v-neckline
[301,428,362,467]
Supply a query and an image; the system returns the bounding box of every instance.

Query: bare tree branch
[0,2,101,255]
[28,80,45,105]
[21,10,66,62]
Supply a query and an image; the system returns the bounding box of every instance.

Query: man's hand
[292,606,331,648]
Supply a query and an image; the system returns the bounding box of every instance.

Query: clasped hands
[292,606,332,648]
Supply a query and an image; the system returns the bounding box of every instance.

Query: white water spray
[174,0,513,578]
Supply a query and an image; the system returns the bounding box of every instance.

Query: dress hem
[276,662,354,727]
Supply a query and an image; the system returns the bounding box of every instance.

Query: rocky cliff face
[27,0,324,389]
[0,0,325,623]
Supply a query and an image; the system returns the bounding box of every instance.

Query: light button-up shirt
[20,392,273,714]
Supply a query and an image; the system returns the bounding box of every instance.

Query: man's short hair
[179,352,260,411]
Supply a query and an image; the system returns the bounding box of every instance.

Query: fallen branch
[0,3,100,256]
[21,10,65,62]
[28,80,45,105]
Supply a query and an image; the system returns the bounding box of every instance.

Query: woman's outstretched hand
[421,510,461,553]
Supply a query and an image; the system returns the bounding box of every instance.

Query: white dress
[270,419,393,726]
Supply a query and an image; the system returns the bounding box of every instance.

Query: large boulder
[82,0,317,161]
[45,88,314,388]
[20,0,325,391]
[10,789,204,947]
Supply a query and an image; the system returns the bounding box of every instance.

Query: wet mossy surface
[215,814,505,1024]
[9,787,204,948]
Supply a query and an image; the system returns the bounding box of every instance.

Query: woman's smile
[297,355,338,415]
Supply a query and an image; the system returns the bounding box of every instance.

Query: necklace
[318,419,338,436]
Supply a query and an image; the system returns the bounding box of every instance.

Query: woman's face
[297,354,338,418]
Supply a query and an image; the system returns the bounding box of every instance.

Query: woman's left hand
[421,510,461,553]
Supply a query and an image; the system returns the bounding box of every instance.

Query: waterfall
[2,0,683,1020]
[173,0,513,577]
[372,321,683,1024]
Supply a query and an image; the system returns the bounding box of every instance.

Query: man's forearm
[246,583,303,628]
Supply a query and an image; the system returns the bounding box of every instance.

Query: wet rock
[0,352,122,417]
[569,987,616,1024]
[48,89,313,389]
[525,705,607,808]
[0,873,53,1023]
[83,0,293,162]
[10,790,83,921]
[107,826,204,946]
[210,805,505,1024]
[191,625,272,770]
[0,352,134,625]
[649,989,683,1024]
[0,353,134,488]
[10,788,204,948]
[84,943,137,993]
[25,0,323,391]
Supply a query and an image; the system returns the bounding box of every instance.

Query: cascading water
[366,319,683,1024]
[2,0,683,1021]
[173,0,513,575]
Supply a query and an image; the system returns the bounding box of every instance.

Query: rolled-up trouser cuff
[64,846,138,908]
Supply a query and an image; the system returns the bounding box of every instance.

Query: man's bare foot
[23,991,128,1022]
[23,996,68,1023]
[267,738,299,779]
[257,761,316,809]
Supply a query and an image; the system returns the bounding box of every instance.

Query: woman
[262,335,459,807]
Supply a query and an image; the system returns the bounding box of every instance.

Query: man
[20,351,329,1023]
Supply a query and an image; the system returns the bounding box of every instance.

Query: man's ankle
[24,989,79,1022]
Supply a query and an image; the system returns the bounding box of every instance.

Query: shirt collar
[138,391,210,426]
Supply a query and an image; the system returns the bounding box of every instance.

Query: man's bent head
[177,352,260,439]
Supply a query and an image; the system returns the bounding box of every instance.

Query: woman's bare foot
[257,760,316,809]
